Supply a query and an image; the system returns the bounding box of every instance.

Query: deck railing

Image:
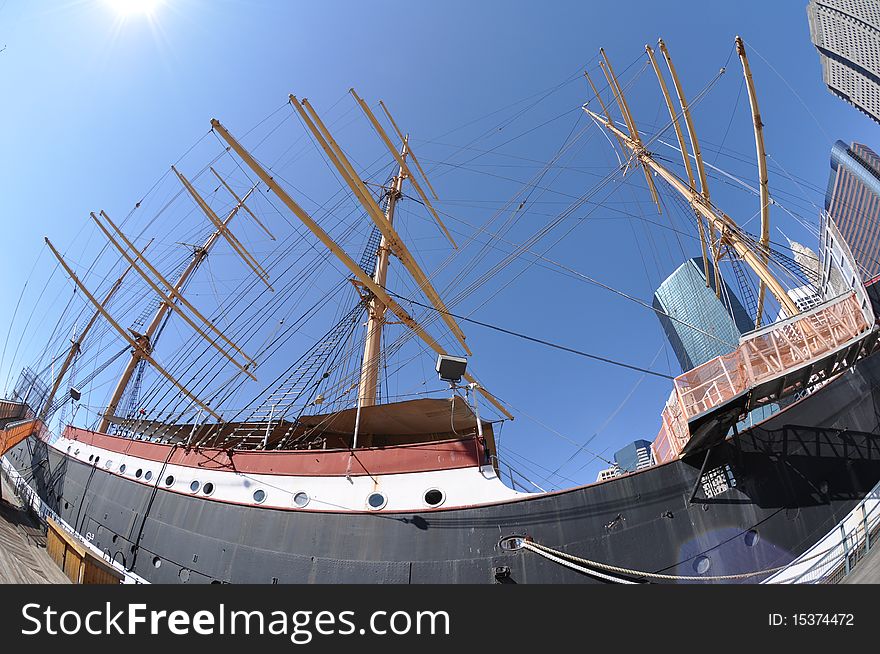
[763,479,880,584]
[653,293,870,463]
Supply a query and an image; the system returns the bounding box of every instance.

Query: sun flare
[104,0,163,18]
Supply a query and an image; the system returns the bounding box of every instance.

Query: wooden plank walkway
[0,475,69,584]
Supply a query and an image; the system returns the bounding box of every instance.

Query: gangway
[653,292,880,463]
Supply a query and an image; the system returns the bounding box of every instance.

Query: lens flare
[104,0,163,17]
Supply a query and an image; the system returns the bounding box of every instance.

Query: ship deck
[0,475,69,584]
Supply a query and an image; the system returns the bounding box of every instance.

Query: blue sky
[0,1,877,488]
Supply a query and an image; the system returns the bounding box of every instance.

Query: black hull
[5,351,880,584]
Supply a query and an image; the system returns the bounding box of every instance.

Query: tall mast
[584,105,800,317]
[211,117,514,420]
[645,45,712,286]
[598,49,662,213]
[40,261,136,418]
[359,140,408,408]
[657,38,723,295]
[735,35,772,328]
[98,187,255,432]
[45,238,221,421]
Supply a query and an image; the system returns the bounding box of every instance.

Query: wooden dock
[842,542,880,584]
[0,475,69,584]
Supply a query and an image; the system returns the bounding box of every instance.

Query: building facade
[808,0,880,124]
[776,240,824,320]
[825,140,880,280]
[595,465,620,483]
[594,440,655,482]
[652,258,754,373]
[614,440,654,473]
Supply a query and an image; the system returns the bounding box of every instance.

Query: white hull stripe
[36,432,527,513]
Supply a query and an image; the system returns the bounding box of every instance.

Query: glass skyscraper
[652,258,754,373]
[825,140,880,280]
[808,0,880,124]
[614,440,654,473]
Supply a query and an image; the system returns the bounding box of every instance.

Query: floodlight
[436,354,467,384]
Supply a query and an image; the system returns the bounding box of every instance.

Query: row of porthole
[158,478,446,511]
[71,446,447,510]
[73,447,157,484]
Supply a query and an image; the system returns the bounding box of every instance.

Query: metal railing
[763,479,880,584]
[0,455,146,584]
[654,292,872,463]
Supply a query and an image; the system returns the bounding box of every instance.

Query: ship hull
[5,350,880,584]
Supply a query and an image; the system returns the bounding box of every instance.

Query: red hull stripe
[61,427,483,477]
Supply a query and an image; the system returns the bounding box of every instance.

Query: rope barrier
[521,538,844,583]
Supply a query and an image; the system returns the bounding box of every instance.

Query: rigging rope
[387,291,674,380]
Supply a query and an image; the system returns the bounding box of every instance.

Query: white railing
[763,479,880,584]
[0,455,147,584]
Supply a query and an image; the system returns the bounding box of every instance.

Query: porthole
[293,491,310,508]
[105,460,112,469]
[693,555,711,575]
[367,492,387,510]
[74,449,80,456]
[88,455,94,462]
[144,471,153,481]
[499,535,525,551]
[164,475,175,487]
[119,464,126,474]
[67,445,71,453]
[423,488,445,507]
[152,557,162,569]
[179,568,191,583]
[202,482,215,496]
[253,489,266,504]
[190,480,200,493]
[744,529,759,547]
[94,456,100,464]
[135,469,143,479]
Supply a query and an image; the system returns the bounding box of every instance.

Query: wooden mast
[378,100,438,199]
[358,140,407,408]
[657,38,723,296]
[40,260,136,418]
[98,190,255,432]
[173,166,274,290]
[645,44,712,286]
[583,70,626,154]
[598,49,662,213]
[91,211,256,380]
[584,106,800,317]
[349,89,457,248]
[97,210,255,366]
[735,35,772,328]
[45,238,221,421]
[210,117,514,420]
[291,95,471,355]
[210,167,276,241]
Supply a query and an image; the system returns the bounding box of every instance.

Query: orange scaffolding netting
[652,293,869,464]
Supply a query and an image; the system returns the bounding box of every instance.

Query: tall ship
[3,37,880,584]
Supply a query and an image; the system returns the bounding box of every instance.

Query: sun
[104,0,164,18]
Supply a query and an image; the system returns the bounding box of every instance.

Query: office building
[808,0,880,124]
[653,258,754,372]
[614,440,655,473]
[825,140,880,280]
